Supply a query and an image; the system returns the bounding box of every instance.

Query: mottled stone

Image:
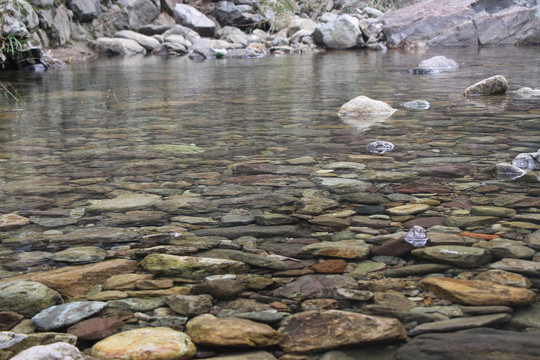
[272,274,358,301]
[49,246,107,263]
[164,295,213,317]
[278,310,408,353]
[0,213,30,229]
[0,281,63,317]
[141,254,250,279]
[474,269,532,288]
[420,277,536,306]
[186,314,282,348]
[464,75,508,96]
[412,245,491,267]
[191,279,245,300]
[310,259,348,274]
[91,327,197,360]
[197,249,287,270]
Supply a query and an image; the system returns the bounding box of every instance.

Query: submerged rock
[278,310,408,353]
[91,327,197,360]
[397,328,540,360]
[366,140,395,154]
[420,277,536,306]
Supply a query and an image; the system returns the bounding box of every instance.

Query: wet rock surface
[0,46,539,359]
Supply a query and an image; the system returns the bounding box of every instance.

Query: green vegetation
[259,0,299,32]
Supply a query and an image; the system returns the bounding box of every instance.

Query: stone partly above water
[463,75,508,96]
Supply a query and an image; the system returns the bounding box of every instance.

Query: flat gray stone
[32,301,107,330]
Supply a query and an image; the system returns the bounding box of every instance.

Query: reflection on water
[0,46,538,225]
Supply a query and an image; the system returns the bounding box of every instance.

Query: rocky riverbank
[1,0,539,70]
[1,71,540,358]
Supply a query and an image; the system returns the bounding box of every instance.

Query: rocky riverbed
[1,68,540,358]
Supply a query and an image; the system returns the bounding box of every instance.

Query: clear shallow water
[0,46,539,244]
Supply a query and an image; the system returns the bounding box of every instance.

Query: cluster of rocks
[1,67,539,358]
[2,0,539,70]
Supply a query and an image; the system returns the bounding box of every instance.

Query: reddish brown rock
[420,277,536,306]
[67,318,124,340]
[278,310,408,353]
[0,259,139,299]
[310,259,348,274]
[0,311,23,331]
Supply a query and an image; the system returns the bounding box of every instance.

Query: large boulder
[380,0,540,48]
[313,14,363,49]
[66,0,100,22]
[113,0,160,30]
[214,1,267,29]
[464,75,508,96]
[95,37,147,56]
[174,3,216,38]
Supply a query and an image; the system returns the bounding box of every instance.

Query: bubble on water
[366,141,394,154]
[404,225,429,247]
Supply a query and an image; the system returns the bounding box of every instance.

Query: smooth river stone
[278,310,408,354]
[470,206,517,218]
[313,177,371,194]
[32,301,107,331]
[419,277,536,306]
[141,254,250,279]
[472,239,535,259]
[443,216,499,229]
[408,313,511,336]
[411,245,491,267]
[186,314,282,348]
[10,343,84,360]
[87,192,161,212]
[301,240,371,259]
[0,281,63,317]
[489,258,540,277]
[91,327,197,360]
[48,246,107,263]
[474,269,532,288]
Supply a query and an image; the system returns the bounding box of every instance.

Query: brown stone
[0,213,30,229]
[420,277,536,306]
[91,327,197,360]
[67,318,124,340]
[0,259,139,299]
[310,259,348,274]
[186,314,282,348]
[0,311,23,331]
[278,310,408,353]
[103,273,154,290]
[370,238,415,257]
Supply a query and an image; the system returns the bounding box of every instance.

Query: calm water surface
[0,46,538,245]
